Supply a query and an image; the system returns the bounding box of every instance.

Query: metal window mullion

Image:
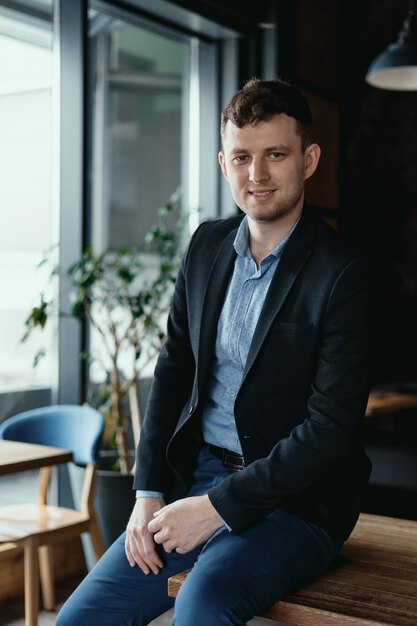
[219,37,238,218]
[198,38,220,222]
[91,31,110,251]
[188,37,200,232]
[261,26,278,80]
[54,0,87,404]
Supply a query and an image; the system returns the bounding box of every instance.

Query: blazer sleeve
[133,230,198,492]
[207,253,370,532]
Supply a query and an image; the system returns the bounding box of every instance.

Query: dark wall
[278,0,417,386]
[280,0,417,519]
[339,0,417,385]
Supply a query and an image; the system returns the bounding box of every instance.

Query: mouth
[248,189,276,199]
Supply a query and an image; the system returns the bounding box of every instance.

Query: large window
[89,8,191,251]
[0,2,54,400]
[0,0,238,408]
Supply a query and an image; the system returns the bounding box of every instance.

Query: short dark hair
[221,78,313,150]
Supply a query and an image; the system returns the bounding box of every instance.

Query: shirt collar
[233,213,302,261]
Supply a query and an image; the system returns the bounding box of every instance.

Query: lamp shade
[366,5,417,91]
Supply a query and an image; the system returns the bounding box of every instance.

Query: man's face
[219,114,320,225]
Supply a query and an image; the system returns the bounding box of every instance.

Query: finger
[132,544,160,576]
[152,531,162,545]
[124,541,136,567]
[132,549,153,576]
[152,529,169,546]
[125,539,150,573]
[125,531,145,568]
[162,542,176,553]
[147,517,162,533]
[127,528,164,574]
[140,535,165,573]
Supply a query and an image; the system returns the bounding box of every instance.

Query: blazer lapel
[242,213,315,381]
[197,229,237,391]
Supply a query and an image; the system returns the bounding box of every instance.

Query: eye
[233,155,249,163]
[270,152,284,159]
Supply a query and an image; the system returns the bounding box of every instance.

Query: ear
[218,151,229,180]
[303,143,321,181]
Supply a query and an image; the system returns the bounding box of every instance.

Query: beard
[248,200,300,223]
[239,175,305,224]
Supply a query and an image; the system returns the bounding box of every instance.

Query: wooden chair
[168,512,417,625]
[0,405,106,626]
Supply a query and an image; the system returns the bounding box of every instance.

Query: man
[58,78,371,625]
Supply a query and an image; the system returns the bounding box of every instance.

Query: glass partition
[0,2,54,402]
[89,8,189,251]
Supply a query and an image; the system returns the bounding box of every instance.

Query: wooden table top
[0,440,72,476]
[366,389,417,418]
[169,513,417,625]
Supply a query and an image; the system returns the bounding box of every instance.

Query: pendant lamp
[366,0,417,90]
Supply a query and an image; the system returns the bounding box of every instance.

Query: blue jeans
[57,448,342,626]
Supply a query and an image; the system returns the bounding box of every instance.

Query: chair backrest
[0,405,104,466]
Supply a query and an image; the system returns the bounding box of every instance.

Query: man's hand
[148,495,224,554]
[125,497,166,575]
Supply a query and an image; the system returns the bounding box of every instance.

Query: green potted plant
[23,190,186,476]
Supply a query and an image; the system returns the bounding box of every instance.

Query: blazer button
[188,404,195,415]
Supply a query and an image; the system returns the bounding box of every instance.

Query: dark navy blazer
[134,207,371,541]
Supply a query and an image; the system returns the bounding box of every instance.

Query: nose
[249,158,270,183]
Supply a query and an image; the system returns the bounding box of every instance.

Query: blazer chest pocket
[270,322,313,335]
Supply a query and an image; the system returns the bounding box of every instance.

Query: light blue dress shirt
[201,215,299,454]
[137,214,300,498]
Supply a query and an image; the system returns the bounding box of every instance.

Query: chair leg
[39,544,55,610]
[23,536,39,626]
[89,518,105,561]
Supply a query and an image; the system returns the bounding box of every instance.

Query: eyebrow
[229,144,289,155]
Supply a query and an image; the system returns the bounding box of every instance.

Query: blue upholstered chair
[0,405,105,626]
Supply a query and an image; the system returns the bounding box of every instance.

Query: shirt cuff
[135,490,164,499]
